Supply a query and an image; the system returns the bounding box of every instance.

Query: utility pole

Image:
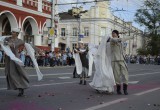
[78,15,81,41]
[94,3,96,44]
[51,0,58,51]
[51,0,55,28]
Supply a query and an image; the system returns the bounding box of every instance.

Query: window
[73,28,78,36]
[49,7,51,11]
[46,5,48,10]
[61,28,66,36]
[31,0,33,6]
[27,0,29,5]
[43,3,45,9]
[84,27,89,36]
[24,35,34,44]
[72,43,77,50]
[34,0,38,7]
[101,27,106,36]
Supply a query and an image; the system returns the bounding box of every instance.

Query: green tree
[137,48,148,55]
[135,0,160,55]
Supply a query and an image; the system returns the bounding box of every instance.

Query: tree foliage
[135,0,160,55]
[137,48,149,55]
[135,0,160,31]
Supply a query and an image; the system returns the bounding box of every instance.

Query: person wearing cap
[107,30,134,95]
[3,28,29,97]
[74,41,89,85]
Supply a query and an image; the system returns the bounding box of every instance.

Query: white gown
[89,36,115,92]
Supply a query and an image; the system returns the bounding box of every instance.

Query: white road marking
[84,98,128,110]
[0,80,139,91]
[0,73,72,79]
[134,87,160,96]
[30,73,72,77]
[0,76,5,78]
[0,66,74,70]
[0,71,159,79]
[0,88,7,90]
[129,72,160,77]
[32,81,77,87]
[58,77,71,79]
[0,81,76,91]
[0,81,77,91]
[128,81,139,84]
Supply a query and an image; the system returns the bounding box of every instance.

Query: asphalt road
[0,64,160,110]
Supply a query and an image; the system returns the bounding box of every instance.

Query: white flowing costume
[89,36,115,92]
[0,36,43,81]
[73,50,82,75]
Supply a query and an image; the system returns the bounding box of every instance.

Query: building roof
[59,12,77,20]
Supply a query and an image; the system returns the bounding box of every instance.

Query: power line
[55,0,113,6]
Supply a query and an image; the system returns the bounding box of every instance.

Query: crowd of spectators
[36,50,75,67]
[0,48,75,67]
[1,49,160,67]
[125,55,160,65]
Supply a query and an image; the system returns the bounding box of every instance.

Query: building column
[54,37,58,48]
[34,34,42,46]
[90,22,95,44]
[66,25,71,48]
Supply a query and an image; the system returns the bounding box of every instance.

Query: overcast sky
[47,0,145,30]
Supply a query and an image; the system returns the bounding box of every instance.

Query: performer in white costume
[73,41,89,85]
[89,36,115,93]
[0,28,43,97]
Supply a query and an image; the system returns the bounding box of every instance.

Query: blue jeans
[62,60,67,66]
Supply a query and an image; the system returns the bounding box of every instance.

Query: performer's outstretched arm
[107,36,134,43]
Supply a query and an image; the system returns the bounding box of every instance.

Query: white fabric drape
[73,50,82,75]
[88,44,98,76]
[89,36,115,92]
[25,43,43,81]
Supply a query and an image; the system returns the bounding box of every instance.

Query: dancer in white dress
[89,36,115,93]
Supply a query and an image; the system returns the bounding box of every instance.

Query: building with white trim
[0,0,52,50]
[58,1,143,55]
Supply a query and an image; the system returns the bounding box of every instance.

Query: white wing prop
[25,43,43,81]
[0,36,24,66]
[88,43,98,76]
[73,50,82,75]
[89,36,115,92]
